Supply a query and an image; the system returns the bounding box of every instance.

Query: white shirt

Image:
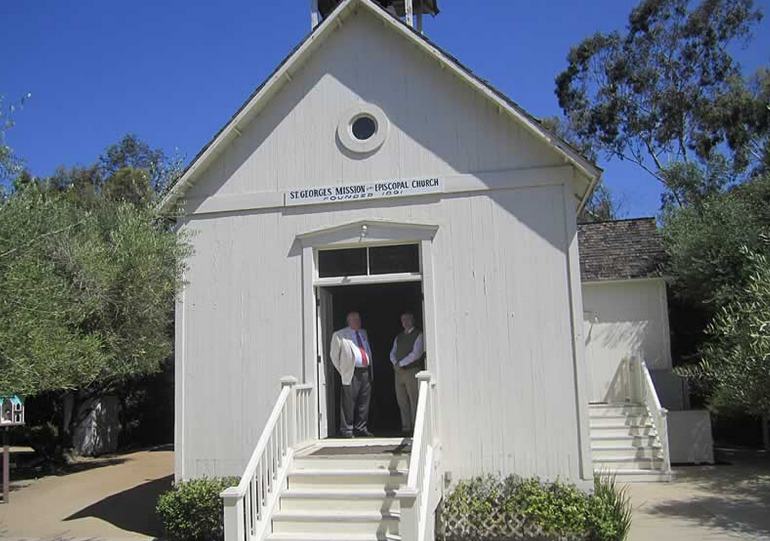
[389,327,425,368]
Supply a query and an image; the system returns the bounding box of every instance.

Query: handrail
[630,358,671,474]
[222,376,315,541]
[402,371,440,541]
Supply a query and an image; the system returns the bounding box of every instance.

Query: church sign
[285,177,442,207]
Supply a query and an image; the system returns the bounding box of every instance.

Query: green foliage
[438,474,631,541]
[662,172,770,308]
[555,0,767,191]
[0,172,191,396]
[679,247,770,415]
[156,477,239,541]
[587,475,632,541]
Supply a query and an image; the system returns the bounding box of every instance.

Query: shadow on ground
[643,448,770,539]
[64,474,173,536]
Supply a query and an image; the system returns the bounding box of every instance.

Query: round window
[351,115,377,141]
[337,103,389,154]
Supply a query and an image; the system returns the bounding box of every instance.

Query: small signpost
[0,395,25,504]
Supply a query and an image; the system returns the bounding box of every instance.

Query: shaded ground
[627,448,770,540]
[0,447,172,540]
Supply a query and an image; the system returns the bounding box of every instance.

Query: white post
[405,0,414,28]
[281,376,298,447]
[222,488,245,541]
[310,0,321,29]
[400,493,419,541]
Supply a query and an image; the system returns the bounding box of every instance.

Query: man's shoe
[354,429,374,438]
[340,432,354,439]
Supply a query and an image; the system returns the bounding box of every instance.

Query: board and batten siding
[182,7,567,210]
[177,183,587,482]
[582,279,672,403]
[174,5,593,484]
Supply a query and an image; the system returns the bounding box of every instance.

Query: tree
[662,172,770,309]
[555,0,766,200]
[0,94,31,190]
[0,135,190,456]
[678,247,770,418]
[0,182,190,397]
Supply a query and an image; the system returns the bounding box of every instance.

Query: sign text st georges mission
[285,177,441,207]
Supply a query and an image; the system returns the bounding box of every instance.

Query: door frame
[297,220,439,439]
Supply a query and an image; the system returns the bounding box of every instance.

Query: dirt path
[0,447,172,541]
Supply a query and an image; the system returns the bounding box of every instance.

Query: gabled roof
[578,218,667,282]
[159,0,601,213]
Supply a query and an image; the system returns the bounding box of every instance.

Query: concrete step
[589,424,657,437]
[279,488,400,512]
[287,468,408,489]
[590,415,651,427]
[271,510,400,535]
[589,404,647,417]
[267,533,401,541]
[593,456,665,470]
[601,469,673,483]
[293,454,409,471]
[591,434,659,447]
[591,445,662,460]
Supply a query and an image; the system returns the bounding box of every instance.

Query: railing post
[281,376,298,448]
[222,487,245,541]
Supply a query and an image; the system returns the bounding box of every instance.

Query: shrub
[438,474,631,541]
[156,477,239,541]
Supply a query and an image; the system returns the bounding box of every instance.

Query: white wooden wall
[174,7,591,483]
[582,279,672,403]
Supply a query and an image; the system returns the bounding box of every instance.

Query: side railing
[400,371,442,541]
[221,376,314,541]
[629,358,671,474]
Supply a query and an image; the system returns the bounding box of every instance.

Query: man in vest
[330,311,374,438]
[389,312,425,435]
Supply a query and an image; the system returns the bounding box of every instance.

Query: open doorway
[318,282,424,438]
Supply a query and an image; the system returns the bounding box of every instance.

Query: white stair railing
[629,358,671,474]
[401,371,441,541]
[221,376,314,541]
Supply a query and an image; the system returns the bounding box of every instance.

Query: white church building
[161,1,707,539]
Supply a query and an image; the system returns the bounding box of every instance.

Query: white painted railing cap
[221,486,245,500]
[416,370,432,382]
[280,375,299,386]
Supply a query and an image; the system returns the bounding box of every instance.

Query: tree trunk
[71,395,121,456]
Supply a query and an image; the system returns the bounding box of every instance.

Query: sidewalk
[0,447,172,541]
[627,448,770,540]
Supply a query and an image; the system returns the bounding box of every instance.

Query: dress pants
[394,365,420,432]
[340,367,371,436]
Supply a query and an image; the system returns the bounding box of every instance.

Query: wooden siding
[582,279,672,403]
[179,183,585,481]
[175,6,590,484]
[182,7,562,205]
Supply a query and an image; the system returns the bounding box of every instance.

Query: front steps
[267,439,410,541]
[589,404,671,482]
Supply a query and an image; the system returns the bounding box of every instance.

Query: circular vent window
[351,115,377,141]
[338,104,389,154]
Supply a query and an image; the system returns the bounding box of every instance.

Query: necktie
[355,331,369,367]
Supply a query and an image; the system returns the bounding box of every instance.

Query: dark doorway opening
[322,282,424,437]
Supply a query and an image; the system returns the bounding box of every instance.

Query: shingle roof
[578,218,666,282]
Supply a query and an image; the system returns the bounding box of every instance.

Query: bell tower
[311,0,440,33]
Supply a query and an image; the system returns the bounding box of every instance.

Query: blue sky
[2,0,769,217]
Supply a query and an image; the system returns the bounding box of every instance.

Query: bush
[156,477,239,541]
[438,474,631,541]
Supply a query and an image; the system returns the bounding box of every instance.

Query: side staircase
[269,440,409,540]
[588,357,672,482]
[589,403,670,482]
